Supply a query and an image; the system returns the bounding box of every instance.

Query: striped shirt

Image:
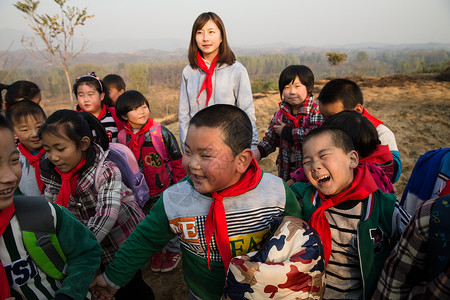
[100,109,118,142]
[324,200,364,299]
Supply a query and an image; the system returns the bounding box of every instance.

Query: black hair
[39,109,109,152]
[102,74,126,91]
[318,78,363,108]
[278,65,315,99]
[0,80,41,109]
[73,72,113,107]
[6,100,47,127]
[189,104,252,156]
[303,126,355,157]
[115,90,150,122]
[0,114,14,132]
[323,110,378,158]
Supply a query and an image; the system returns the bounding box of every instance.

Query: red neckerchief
[54,155,86,208]
[0,203,15,299]
[18,143,46,194]
[362,108,383,128]
[124,119,153,161]
[96,104,107,120]
[309,164,378,265]
[278,98,310,128]
[196,53,219,107]
[204,157,262,273]
[360,144,393,165]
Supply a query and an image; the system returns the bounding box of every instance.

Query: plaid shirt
[257,96,323,181]
[42,144,145,266]
[373,198,450,299]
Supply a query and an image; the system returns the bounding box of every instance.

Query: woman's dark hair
[278,65,315,98]
[0,80,41,109]
[6,100,47,127]
[115,90,150,122]
[72,72,112,107]
[323,110,378,158]
[188,12,235,69]
[189,104,252,156]
[39,109,109,152]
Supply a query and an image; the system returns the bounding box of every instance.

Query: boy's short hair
[115,90,150,122]
[0,113,13,132]
[303,126,355,156]
[6,100,47,126]
[279,65,315,98]
[318,79,363,109]
[323,110,378,158]
[102,74,126,91]
[189,104,252,156]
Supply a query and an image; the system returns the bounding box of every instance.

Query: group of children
[0,10,447,300]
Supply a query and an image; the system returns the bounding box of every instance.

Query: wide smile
[0,187,15,197]
[315,174,331,184]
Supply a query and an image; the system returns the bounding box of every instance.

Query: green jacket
[291,182,409,299]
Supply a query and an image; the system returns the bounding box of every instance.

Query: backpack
[14,196,67,280]
[117,121,173,173]
[94,143,150,208]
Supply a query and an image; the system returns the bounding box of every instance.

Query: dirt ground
[144,73,450,300]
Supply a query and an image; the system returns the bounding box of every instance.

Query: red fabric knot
[54,155,86,208]
[124,119,153,162]
[196,53,219,107]
[18,143,46,194]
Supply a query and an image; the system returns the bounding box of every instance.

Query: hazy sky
[1,0,449,50]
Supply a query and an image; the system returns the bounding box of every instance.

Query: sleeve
[178,68,191,151]
[257,113,280,158]
[52,203,102,300]
[161,125,187,183]
[390,201,412,243]
[233,64,259,148]
[282,181,304,219]
[373,201,429,299]
[104,196,175,287]
[87,163,123,243]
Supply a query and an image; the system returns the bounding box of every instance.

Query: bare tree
[14,0,93,109]
[0,42,25,82]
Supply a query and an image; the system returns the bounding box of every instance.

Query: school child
[0,113,102,300]
[115,90,186,273]
[0,80,41,111]
[254,65,323,182]
[317,78,402,183]
[38,110,153,299]
[178,12,258,151]
[374,194,450,299]
[291,126,410,299]
[73,72,123,142]
[90,104,303,300]
[6,100,47,196]
[102,74,126,105]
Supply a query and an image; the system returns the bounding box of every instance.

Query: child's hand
[252,149,261,161]
[90,274,118,300]
[286,179,295,187]
[273,120,286,136]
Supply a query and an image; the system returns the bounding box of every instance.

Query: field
[42,73,450,299]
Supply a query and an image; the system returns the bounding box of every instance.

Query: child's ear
[353,104,364,114]
[80,136,91,151]
[236,149,253,174]
[348,150,359,169]
[100,92,105,101]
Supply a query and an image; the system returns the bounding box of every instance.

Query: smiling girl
[73,72,123,142]
[178,12,258,151]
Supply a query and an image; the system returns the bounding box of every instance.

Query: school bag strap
[94,143,150,208]
[150,121,173,173]
[13,196,67,280]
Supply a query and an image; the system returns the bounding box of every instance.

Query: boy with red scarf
[317,78,402,183]
[6,100,47,196]
[254,65,323,182]
[291,127,410,299]
[90,105,303,300]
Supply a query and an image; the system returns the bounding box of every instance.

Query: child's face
[283,77,309,112]
[13,115,45,151]
[195,20,222,61]
[123,104,150,129]
[108,87,124,105]
[182,125,242,194]
[0,128,21,210]
[318,101,345,120]
[76,83,104,117]
[302,132,358,196]
[41,132,88,173]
